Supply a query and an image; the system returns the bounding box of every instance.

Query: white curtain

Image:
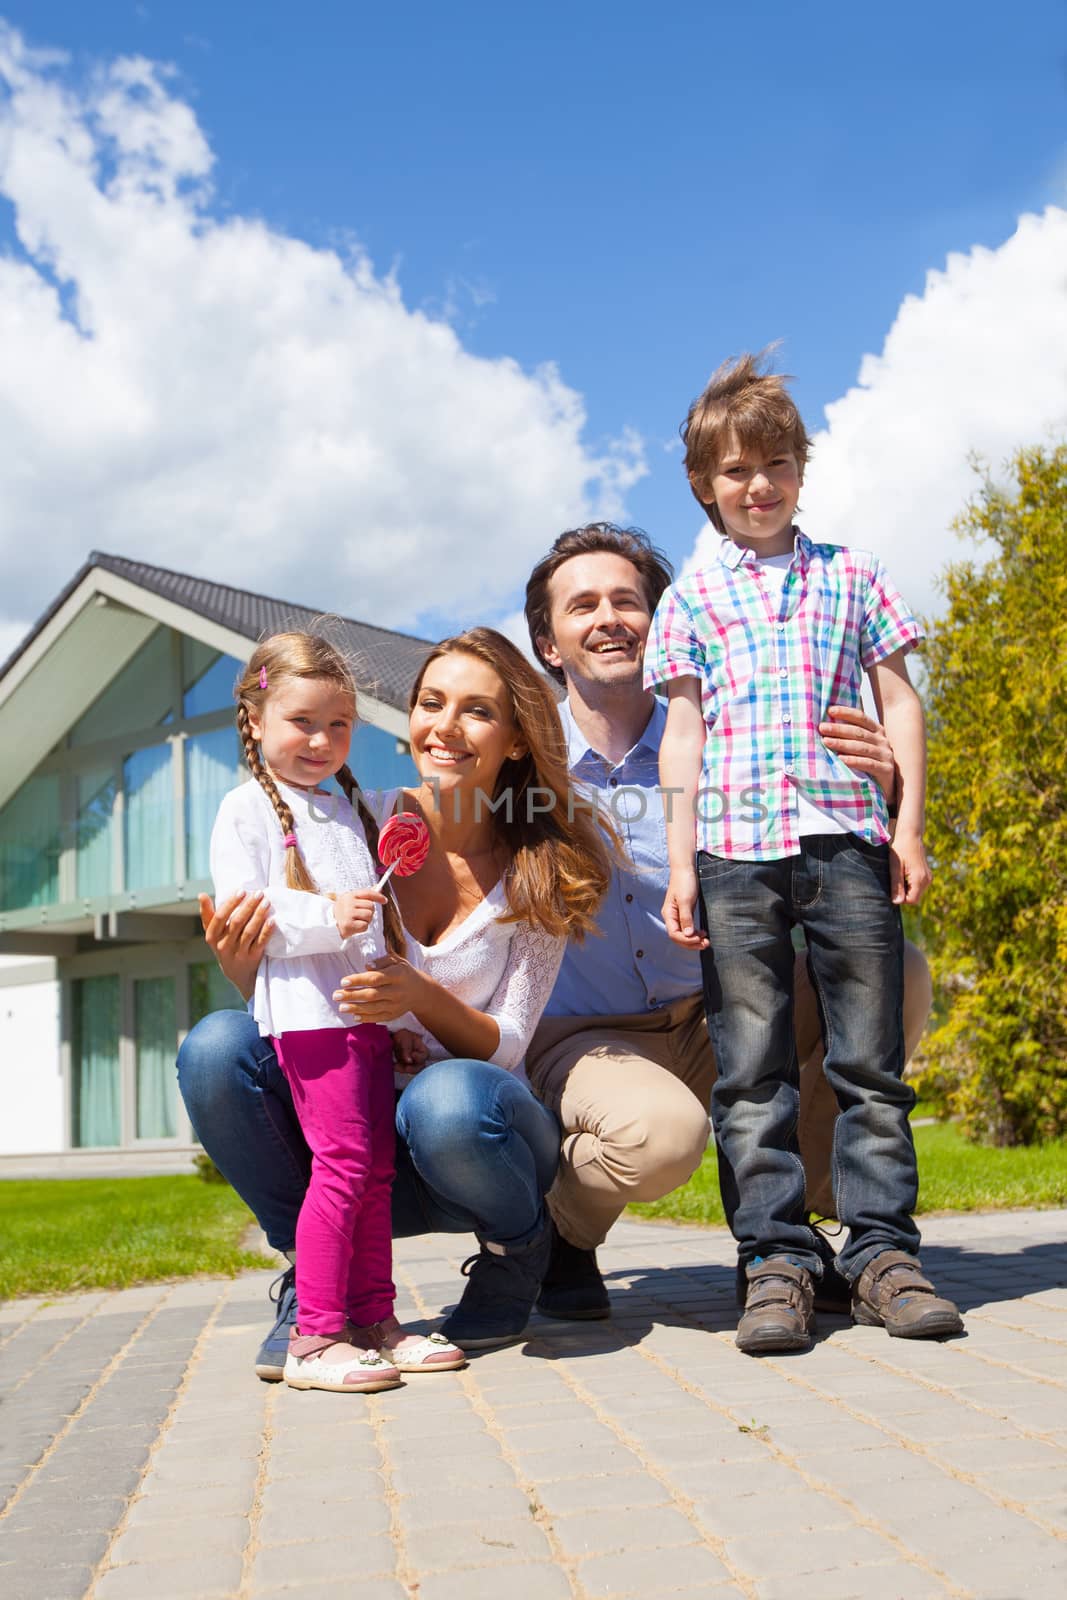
[76,768,116,899]
[0,774,60,910]
[185,728,240,880]
[124,744,173,890]
[73,976,120,1147]
[135,976,177,1139]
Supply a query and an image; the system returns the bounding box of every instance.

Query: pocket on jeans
[836,837,891,891]
[697,851,753,886]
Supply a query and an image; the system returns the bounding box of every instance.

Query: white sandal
[284,1329,402,1393]
[353,1315,466,1373]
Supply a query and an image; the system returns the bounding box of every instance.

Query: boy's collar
[712,526,810,569]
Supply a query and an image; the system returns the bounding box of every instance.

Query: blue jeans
[176,1009,561,1255]
[698,835,920,1283]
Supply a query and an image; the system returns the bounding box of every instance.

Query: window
[186,728,241,879]
[67,961,238,1149]
[188,961,243,1025]
[72,975,121,1147]
[0,774,61,911]
[123,744,174,890]
[182,640,244,718]
[134,976,178,1139]
[76,767,117,899]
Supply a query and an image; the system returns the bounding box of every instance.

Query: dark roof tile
[2,552,434,713]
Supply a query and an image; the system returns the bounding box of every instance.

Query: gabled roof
[0,552,436,815]
[1,551,433,713]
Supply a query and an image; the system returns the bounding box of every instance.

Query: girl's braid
[336,763,406,958]
[236,702,318,893]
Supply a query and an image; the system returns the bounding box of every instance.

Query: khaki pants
[526,943,932,1251]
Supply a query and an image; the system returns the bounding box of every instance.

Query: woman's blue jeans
[698,835,920,1284]
[176,1009,561,1255]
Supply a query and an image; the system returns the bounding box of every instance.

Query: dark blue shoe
[536,1223,610,1320]
[255,1266,297,1381]
[439,1221,553,1350]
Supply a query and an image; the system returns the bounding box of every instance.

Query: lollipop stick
[374,861,398,892]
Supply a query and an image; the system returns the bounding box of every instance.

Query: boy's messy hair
[681,349,812,533]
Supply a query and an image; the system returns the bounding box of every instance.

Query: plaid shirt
[643,529,923,859]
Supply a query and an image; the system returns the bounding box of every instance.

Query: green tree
[915,445,1067,1144]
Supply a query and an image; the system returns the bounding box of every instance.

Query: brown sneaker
[852,1251,964,1340]
[736,1258,816,1355]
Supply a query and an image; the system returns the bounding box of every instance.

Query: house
[0,553,430,1169]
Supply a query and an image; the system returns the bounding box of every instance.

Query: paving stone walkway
[2,1209,1066,1600]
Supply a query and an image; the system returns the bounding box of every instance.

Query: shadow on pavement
[434,1236,1067,1363]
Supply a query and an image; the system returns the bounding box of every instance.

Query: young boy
[645,353,962,1354]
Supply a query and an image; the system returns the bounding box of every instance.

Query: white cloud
[684,205,1067,620]
[0,24,645,655]
[483,606,540,666]
[0,618,29,665]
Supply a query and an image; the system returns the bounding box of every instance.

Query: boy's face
[695,437,802,556]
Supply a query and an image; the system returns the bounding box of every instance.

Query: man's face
[538,552,652,691]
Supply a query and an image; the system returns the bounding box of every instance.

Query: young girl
[210,632,464,1393]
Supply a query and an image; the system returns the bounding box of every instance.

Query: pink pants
[272,1024,396,1337]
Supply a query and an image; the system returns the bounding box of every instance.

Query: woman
[177,627,613,1363]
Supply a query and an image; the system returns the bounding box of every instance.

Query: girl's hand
[332,889,387,940]
[662,866,708,950]
[392,1028,429,1075]
[889,829,932,906]
[334,955,428,1023]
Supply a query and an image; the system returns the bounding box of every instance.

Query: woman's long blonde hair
[410,628,615,941]
[235,631,406,957]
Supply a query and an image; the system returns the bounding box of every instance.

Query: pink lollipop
[374,812,431,889]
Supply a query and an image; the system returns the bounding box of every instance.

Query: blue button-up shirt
[545,696,701,1017]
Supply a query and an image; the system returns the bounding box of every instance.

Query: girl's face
[409,652,526,802]
[248,676,355,789]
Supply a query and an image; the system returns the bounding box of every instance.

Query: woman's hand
[198,892,274,1002]
[335,955,429,1024]
[332,889,387,940]
[819,705,896,803]
[662,865,709,951]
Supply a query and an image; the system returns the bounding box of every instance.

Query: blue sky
[1,2,1065,639]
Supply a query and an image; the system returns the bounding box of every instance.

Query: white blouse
[368,789,566,1077]
[210,778,420,1039]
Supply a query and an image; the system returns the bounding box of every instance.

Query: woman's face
[409,651,526,804]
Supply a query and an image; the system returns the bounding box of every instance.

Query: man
[523,523,932,1320]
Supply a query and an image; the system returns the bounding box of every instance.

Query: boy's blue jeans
[176,1009,561,1255]
[697,834,920,1285]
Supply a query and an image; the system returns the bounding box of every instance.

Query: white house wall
[0,957,62,1154]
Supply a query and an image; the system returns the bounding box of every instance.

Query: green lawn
[5,1124,1067,1299]
[629,1122,1067,1228]
[0,1176,267,1300]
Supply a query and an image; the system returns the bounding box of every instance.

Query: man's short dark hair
[524,522,674,685]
